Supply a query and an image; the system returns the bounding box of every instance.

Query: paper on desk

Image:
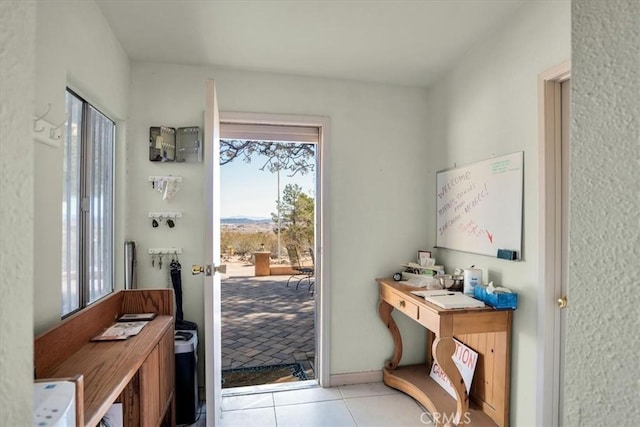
[91,321,147,341]
[412,290,485,309]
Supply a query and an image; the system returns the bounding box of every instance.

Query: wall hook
[33,103,52,132]
[49,114,68,140]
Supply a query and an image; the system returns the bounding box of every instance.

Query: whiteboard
[435,152,523,258]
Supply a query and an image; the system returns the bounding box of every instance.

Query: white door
[203,79,222,426]
[556,78,570,422]
[537,62,570,427]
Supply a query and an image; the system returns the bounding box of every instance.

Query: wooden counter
[35,289,175,427]
[377,278,513,427]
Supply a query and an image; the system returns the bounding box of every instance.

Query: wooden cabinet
[139,329,175,427]
[35,290,175,427]
[158,330,176,423]
[377,279,513,427]
[140,345,162,426]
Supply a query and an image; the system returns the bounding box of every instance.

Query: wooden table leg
[432,336,469,425]
[426,330,435,366]
[378,299,403,370]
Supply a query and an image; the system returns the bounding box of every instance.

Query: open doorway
[218,119,321,392]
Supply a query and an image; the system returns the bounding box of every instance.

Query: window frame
[62,88,116,317]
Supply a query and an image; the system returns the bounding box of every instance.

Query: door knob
[557,296,568,309]
[192,264,226,276]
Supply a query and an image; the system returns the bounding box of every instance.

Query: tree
[220,140,315,176]
[271,184,314,249]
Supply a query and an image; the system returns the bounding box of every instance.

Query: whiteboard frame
[435,151,524,258]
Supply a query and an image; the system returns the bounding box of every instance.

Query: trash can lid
[174,330,198,353]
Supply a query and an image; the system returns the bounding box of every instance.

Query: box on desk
[474,285,518,309]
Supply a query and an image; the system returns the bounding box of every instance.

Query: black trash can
[175,330,198,425]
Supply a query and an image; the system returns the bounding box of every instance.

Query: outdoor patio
[220,266,316,385]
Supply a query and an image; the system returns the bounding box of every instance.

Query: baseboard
[329,370,383,387]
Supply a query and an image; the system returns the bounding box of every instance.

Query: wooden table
[377,278,513,426]
[35,290,176,427]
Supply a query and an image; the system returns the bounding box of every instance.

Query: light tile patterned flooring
[189,382,434,426]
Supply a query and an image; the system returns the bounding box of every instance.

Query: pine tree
[271,184,314,249]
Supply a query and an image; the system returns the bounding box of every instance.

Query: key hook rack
[148,212,182,219]
[149,176,182,201]
[148,248,182,255]
[148,176,183,184]
[149,212,182,228]
[148,248,182,269]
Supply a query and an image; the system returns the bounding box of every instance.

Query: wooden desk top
[377,278,511,335]
[46,316,173,427]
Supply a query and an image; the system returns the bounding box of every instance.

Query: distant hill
[221,217,272,225]
[222,217,273,234]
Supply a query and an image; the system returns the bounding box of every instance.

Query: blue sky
[220,151,315,219]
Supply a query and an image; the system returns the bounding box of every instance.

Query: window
[61,89,115,316]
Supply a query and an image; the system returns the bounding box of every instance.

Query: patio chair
[286,245,314,290]
[308,248,315,295]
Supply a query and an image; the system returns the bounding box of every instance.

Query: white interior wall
[565,1,640,424]
[2,0,636,424]
[424,1,570,425]
[127,63,432,384]
[32,0,130,333]
[0,2,36,425]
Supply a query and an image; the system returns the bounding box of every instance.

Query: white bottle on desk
[463,268,483,295]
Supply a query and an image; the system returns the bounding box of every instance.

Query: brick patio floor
[220,271,315,378]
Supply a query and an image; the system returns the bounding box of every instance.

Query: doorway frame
[536,60,571,427]
[219,111,331,388]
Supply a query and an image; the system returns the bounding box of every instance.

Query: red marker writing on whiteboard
[486,230,494,243]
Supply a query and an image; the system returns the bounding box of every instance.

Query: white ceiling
[96,0,526,88]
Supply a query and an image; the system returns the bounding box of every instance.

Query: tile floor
[188,382,434,427]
